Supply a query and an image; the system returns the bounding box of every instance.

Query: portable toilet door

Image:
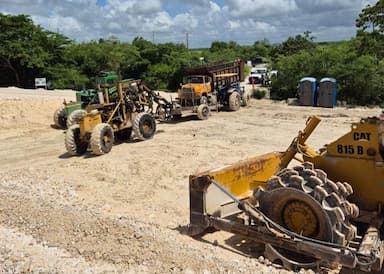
[298,77,317,106]
[318,78,336,108]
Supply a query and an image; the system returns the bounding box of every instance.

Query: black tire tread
[133,113,156,140]
[67,109,86,128]
[53,105,67,129]
[90,123,114,155]
[256,162,357,246]
[229,92,241,111]
[197,104,209,120]
[65,125,88,155]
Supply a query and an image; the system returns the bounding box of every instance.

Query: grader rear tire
[229,92,241,111]
[65,125,88,155]
[90,123,114,155]
[254,162,358,269]
[53,105,67,129]
[133,113,156,141]
[67,109,86,128]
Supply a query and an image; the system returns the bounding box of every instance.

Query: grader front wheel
[90,123,114,155]
[65,125,88,155]
[67,109,86,128]
[254,162,358,269]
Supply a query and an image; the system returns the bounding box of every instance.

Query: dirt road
[0,87,380,273]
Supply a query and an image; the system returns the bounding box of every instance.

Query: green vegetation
[251,88,266,99]
[1,1,384,106]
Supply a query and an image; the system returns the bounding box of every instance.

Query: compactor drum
[188,115,384,272]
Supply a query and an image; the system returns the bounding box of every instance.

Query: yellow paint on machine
[304,118,384,211]
[195,152,284,199]
[80,112,102,137]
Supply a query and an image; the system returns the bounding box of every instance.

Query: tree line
[0,13,270,91]
[1,1,384,106]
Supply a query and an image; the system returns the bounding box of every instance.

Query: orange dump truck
[176,60,248,120]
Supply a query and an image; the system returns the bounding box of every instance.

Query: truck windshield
[187,76,204,84]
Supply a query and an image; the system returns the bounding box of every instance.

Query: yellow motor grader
[65,78,157,156]
[188,115,384,272]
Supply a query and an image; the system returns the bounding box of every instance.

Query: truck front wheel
[197,104,209,120]
[241,92,250,106]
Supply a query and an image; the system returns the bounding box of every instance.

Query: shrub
[252,88,266,99]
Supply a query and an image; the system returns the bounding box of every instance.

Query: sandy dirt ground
[0,85,381,273]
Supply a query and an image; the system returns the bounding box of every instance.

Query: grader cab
[189,115,384,272]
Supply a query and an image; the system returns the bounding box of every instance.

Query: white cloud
[209,1,221,13]
[294,0,366,13]
[174,13,199,31]
[225,0,298,17]
[0,0,380,47]
[228,20,241,30]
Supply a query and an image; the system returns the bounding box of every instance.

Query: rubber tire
[67,109,86,128]
[255,162,357,245]
[133,113,156,141]
[229,92,241,111]
[241,92,250,106]
[65,125,88,156]
[53,105,67,129]
[90,123,114,155]
[197,104,209,120]
[255,162,358,268]
[200,96,208,105]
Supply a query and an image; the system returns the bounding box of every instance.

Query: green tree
[271,32,316,59]
[0,13,76,88]
[0,14,48,86]
[355,1,384,59]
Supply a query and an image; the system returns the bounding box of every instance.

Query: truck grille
[182,87,194,98]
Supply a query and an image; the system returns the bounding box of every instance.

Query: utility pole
[152,31,155,43]
[186,32,189,49]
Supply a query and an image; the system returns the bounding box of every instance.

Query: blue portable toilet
[298,77,317,106]
[318,78,337,108]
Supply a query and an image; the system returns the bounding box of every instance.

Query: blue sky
[0,0,377,48]
[96,0,107,6]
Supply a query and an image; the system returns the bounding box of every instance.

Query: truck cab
[178,75,213,106]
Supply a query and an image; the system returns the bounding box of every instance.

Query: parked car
[248,67,267,84]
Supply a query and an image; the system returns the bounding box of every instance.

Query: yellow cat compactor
[189,115,384,272]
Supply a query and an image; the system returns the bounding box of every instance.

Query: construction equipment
[176,60,249,120]
[188,115,384,272]
[64,78,157,156]
[53,71,119,129]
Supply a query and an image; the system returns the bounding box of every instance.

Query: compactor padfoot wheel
[255,162,358,269]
